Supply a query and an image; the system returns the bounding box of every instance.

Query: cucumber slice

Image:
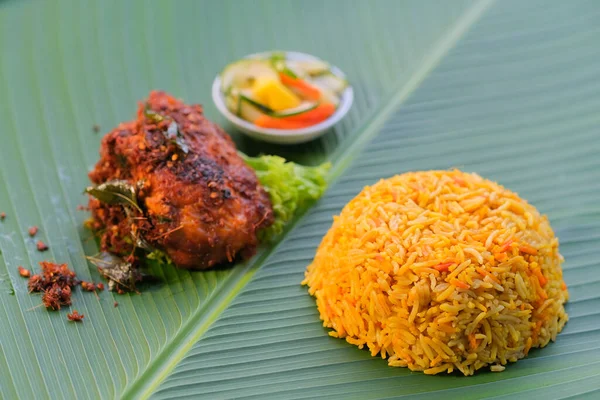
[270,57,300,79]
[237,94,273,122]
[272,102,319,118]
[220,60,278,92]
[312,73,348,94]
[308,82,340,107]
[292,59,330,76]
[224,91,239,114]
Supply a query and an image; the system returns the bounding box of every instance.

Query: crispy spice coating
[88,91,273,269]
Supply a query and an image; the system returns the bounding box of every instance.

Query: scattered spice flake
[28,274,44,292]
[39,261,78,287]
[36,240,49,252]
[92,124,100,133]
[28,226,39,237]
[42,283,71,310]
[0,212,6,220]
[80,281,96,291]
[18,266,31,278]
[28,261,78,310]
[67,310,84,322]
[113,301,118,308]
[96,282,105,291]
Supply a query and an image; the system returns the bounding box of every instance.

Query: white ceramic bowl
[212,51,353,145]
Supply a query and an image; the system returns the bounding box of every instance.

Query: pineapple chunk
[252,78,301,111]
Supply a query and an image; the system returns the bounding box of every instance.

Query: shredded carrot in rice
[533,268,548,286]
[476,267,500,284]
[499,241,513,253]
[519,244,538,255]
[451,279,470,289]
[303,170,569,376]
[434,262,454,272]
[468,334,478,351]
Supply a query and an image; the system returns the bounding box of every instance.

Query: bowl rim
[212,51,354,138]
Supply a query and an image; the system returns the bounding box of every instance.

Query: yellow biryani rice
[302,170,568,375]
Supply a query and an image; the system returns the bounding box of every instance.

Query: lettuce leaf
[240,153,331,242]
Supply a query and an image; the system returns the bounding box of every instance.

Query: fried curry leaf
[144,105,165,123]
[143,104,190,154]
[86,252,141,292]
[240,153,331,241]
[85,180,142,213]
[164,121,190,154]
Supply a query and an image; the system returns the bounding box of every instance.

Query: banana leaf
[0,0,599,399]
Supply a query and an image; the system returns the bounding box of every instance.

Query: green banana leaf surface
[0,0,599,399]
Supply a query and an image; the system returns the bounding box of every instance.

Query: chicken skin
[88,91,273,269]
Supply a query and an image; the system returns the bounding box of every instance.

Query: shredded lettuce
[241,153,331,242]
[146,249,172,265]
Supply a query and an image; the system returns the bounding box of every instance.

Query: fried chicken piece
[88,91,273,269]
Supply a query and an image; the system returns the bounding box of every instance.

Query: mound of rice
[303,170,568,375]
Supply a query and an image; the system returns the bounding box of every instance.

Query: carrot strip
[533,268,548,286]
[499,239,514,252]
[519,244,538,255]
[279,72,321,101]
[451,279,470,289]
[282,103,336,123]
[434,262,454,272]
[254,115,314,129]
[475,267,500,284]
[468,334,478,351]
[561,281,567,291]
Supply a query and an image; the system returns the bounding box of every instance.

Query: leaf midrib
[120,1,495,398]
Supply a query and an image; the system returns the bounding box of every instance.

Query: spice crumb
[28,226,39,237]
[80,281,96,291]
[96,283,105,291]
[113,301,119,308]
[18,266,31,278]
[0,212,6,220]
[28,274,43,292]
[77,205,86,211]
[67,310,84,322]
[36,240,49,251]
[92,124,100,133]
